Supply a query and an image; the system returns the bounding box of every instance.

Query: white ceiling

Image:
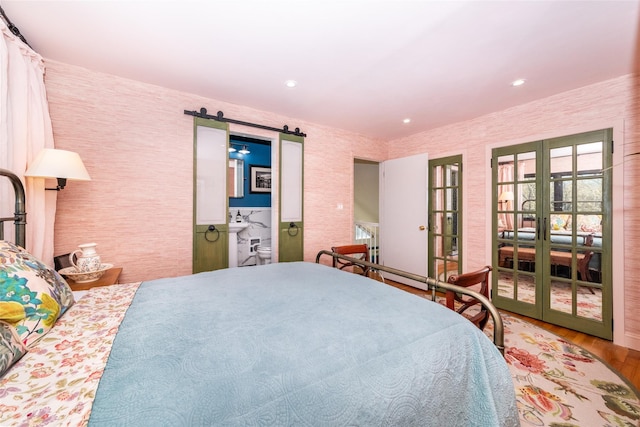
[2,1,639,140]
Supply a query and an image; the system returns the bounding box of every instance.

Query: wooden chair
[445,265,492,330]
[331,244,370,277]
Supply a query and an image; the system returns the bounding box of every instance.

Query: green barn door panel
[194,224,229,272]
[193,118,229,272]
[279,134,304,262]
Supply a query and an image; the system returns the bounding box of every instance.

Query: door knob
[419,225,426,231]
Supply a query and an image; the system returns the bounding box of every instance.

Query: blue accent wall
[229,140,271,208]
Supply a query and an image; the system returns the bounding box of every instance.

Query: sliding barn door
[193,118,229,272]
[278,134,304,262]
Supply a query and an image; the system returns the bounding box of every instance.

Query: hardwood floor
[385,279,640,391]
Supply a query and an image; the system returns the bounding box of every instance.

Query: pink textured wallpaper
[44,59,639,348]
[44,60,386,283]
[387,74,639,348]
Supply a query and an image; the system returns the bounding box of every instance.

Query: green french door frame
[428,155,462,281]
[493,141,542,319]
[492,129,612,339]
[278,133,304,262]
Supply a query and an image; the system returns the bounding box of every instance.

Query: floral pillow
[550,214,571,231]
[0,241,75,348]
[0,320,26,377]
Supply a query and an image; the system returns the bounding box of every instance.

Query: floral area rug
[484,313,640,426]
[497,272,602,321]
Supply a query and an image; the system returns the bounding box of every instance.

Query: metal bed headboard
[0,169,26,248]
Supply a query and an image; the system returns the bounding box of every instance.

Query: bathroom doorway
[229,134,273,267]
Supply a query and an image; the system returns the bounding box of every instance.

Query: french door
[492,129,612,339]
[428,155,462,282]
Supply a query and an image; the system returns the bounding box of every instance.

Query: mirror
[228,158,244,198]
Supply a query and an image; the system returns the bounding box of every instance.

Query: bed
[0,171,519,426]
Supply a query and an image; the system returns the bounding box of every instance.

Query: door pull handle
[204,225,220,242]
[287,222,299,237]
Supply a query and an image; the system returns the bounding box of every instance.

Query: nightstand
[65,267,123,291]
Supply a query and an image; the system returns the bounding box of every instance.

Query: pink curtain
[0,20,56,263]
[497,164,514,230]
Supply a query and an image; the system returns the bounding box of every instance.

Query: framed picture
[250,166,272,193]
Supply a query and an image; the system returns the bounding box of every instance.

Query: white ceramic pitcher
[69,243,101,273]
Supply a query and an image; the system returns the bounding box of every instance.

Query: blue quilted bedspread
[89,262,518,426]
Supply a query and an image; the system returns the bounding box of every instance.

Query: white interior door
[380,153,429,289]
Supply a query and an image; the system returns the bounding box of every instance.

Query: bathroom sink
[228,222,249,268]
[228,222,249,233]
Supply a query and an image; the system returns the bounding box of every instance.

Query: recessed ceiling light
[285,80,297,88]
[511,79,526,87]
[403,118,411,124]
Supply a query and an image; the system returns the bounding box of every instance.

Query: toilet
[256,246,272,265]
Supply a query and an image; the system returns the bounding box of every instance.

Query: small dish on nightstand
[59,263,113,283]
